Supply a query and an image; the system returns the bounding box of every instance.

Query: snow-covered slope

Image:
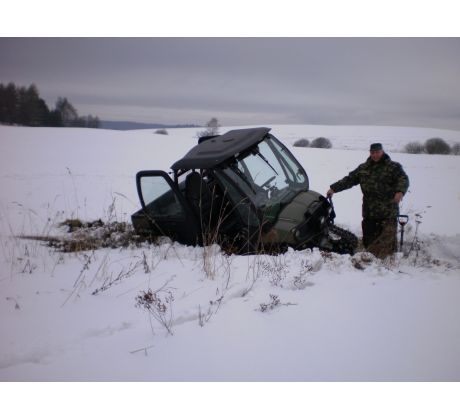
[1,124,459,381]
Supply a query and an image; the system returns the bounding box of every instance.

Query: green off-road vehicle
[131,127,357,254]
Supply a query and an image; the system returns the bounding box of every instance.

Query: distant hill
[100,121,200,130]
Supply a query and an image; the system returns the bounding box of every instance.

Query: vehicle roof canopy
[171,127,271,171]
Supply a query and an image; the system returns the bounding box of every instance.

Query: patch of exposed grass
[19,219,148,252]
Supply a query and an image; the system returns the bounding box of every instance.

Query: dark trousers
[362,218,397,257]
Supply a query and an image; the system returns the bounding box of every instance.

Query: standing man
[327,143,409,258]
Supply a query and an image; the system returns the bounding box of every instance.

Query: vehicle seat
[185,172,214,229]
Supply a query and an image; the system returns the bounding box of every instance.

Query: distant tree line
[404,138,460,155]
[0,82,100,128]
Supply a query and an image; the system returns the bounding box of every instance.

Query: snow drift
[0,124,459,381]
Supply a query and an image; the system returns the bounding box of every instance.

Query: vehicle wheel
[328,225,358,255]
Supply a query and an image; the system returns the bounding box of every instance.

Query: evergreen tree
[0,82,18,124]
[0,83,6,122]
[0,82,100,128]
[47,109,64,127]
[55,97,79,127]
[16,86,29,125]
[86,114,100,128]
[36,98,51,126]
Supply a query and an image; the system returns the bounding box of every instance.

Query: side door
[136,170,200,245]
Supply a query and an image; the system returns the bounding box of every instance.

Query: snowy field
[1,124,460,381]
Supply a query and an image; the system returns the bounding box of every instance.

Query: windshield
[218,135,308,222]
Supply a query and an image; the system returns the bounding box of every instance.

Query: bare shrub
[198,296,223,327]
[259,294,281,312]
[258,255,289,287]
[451,142,460,155]
[20,244,37,274]
[135,285,175,335]
[310,137,332,149]
[196,117,220,138]
[293,138,310,147]
[92,259,141,295]
[61,251,95,306]
[258,294,297,312]
[292,259,316,289]
[155,129,168,135]
[404,141,425,154]
[424,138,451,155]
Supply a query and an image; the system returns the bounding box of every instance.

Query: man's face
[370,149,384,162]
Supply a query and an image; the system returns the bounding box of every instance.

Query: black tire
[328,225,358,255]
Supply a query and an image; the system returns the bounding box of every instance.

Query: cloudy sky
[1,37,460,129]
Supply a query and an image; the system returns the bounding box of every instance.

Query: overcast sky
[1,37,460,129]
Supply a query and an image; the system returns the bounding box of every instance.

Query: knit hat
[370,143,383,151]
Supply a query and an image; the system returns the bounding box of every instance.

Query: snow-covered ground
[1,124,460,381]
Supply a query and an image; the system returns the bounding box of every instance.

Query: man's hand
[394,192,404,204]
[326,188,335,198]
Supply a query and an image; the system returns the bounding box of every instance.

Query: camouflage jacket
[330,153,409,220]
